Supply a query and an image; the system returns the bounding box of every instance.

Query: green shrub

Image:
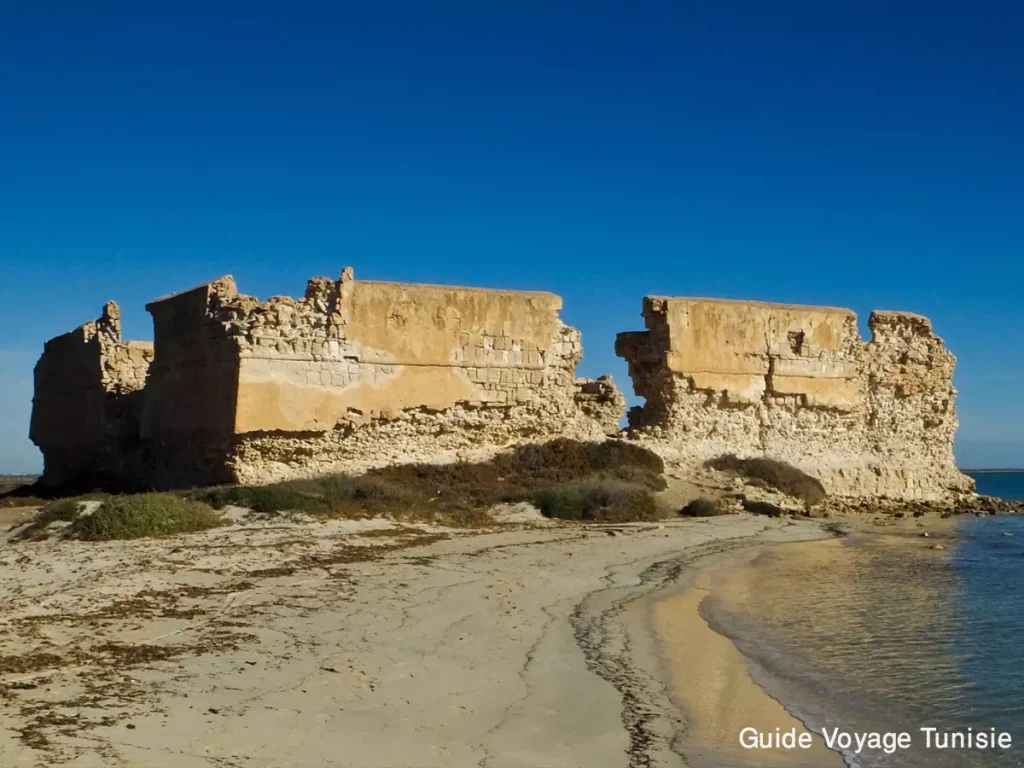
[192,485,330,516]
[186,440,667,527]
[534,479,660,522]
[367,440,666,524]
[71,494,222,540]
[290,474,461,521]
[705,454,826,507]
[680,497,728,517]
[499,439,666,489]
[16,498,88,538]
[15,442,668,535]
[194,475,442,519]
[186,440,669,527]
[370,439,666,498]
[35,499,85,525]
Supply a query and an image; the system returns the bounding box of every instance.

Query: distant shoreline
[965,468,1024,474]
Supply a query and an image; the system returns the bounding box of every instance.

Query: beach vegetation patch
[191,484,332,516]
[35,498,86,524]
[286,475,434,519]
[19,440,669,538]
[71,494,222,540]
[191,475,459,522]
[533,478,660,522]
[193,439,668,526]
[373,438,666,497]
[705,454,826,508]
[361,439,666,523]
[16,498,92,539]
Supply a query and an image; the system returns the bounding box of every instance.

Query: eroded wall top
[30,302,153,484]
[619,297,862,409]
[616,295,971,500]
[227,272,577,433]
[135,269,587,436]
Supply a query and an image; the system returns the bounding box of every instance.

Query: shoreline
[635,517,1016,768]
[636,541,847,768]
[572,520,839,768]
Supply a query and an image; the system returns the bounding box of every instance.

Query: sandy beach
[0,512,836,768]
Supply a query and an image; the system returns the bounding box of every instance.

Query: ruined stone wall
[574,375,628,435]
[211,269,613,482]
[29,302,153,485]
[139,277,244,487]
[24,268,617,488]
[32,270,624,489]
[30,280,973,499]
[616,297,972,501]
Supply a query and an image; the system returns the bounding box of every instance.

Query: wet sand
[649,545,844,767]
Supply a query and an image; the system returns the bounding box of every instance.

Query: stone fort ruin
[616,297,972,501]
[30,269,624,489]
[30,271,972,501]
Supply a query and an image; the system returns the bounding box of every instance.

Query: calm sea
[698,471,1024,768]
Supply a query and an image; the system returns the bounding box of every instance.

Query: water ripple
[698,513,1024,767]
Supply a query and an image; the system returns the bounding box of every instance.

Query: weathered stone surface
[29,302,153,485]
[31,270,621,488]
[574,374,627,435]
[31,283,972,502]
[616,297,973,501]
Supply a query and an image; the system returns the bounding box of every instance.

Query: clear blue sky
[2,1,1022,472]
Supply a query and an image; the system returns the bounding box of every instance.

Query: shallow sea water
[689,472,1024,768]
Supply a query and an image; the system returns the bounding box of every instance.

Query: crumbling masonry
[30,270,624,489]
[31,275,972,501]
[616,297,974,501]
[29,302,153,486]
